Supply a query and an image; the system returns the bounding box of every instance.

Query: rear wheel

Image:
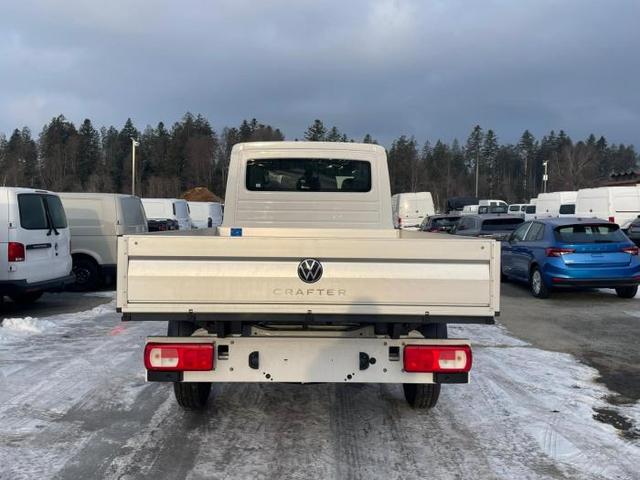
[168,320,212,410]
[530,266,550,299]
[403,323,447,410]
[615,285,638,299]
[71,257,100,291]
[8,291,43,304]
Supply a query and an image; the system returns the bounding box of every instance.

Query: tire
[403,323,447,410]
[8,291,43,304]
[71,257,100,291]
[529,266,550,299]
[168,320,212,410]
[615,285,638,299]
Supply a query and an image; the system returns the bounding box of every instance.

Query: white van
[523,204,537,221]
[479,199,508,208]
[141,198,192,230]
[534,191,577,218]
[59,193,148,290]
[507,204,528,217]
[0,187,73,304]
[391,192,435,229]
[187,202,223,229]
[575,186,640,229]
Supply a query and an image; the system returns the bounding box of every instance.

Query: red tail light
[546,247,575,257]
[608,216,615,223]
[403,345,472,373]
[622,246,639,255]
[144,343,214,371]
[8,242,25,262]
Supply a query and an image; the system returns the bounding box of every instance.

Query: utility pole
[131,137,140,195]
[475,148,479,198]
[542,161,549,193]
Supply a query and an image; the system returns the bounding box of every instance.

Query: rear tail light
[403,345,472,373]
[608,216,615,223]
[622,246,639,255]
[8,242,25,262]
[546,247,575,257]
[144,343,214,371]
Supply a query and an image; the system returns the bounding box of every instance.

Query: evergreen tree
[304,119,327,141]
[482,129,499,197]
[465,125,484,196]
[517,130,537,199]
[77,119,100,187]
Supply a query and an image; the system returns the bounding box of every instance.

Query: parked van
[523,204,537,221]
[187,201,223,229]
[575,186,640,230]
[0,187,73,303]
[59,193,147,290]
[391,192,435,229]
[141,198,192,230]
[534,191,577,218]
[507,204,528,217]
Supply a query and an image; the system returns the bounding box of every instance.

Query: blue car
[501,218,640,298]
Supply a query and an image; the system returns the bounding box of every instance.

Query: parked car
[147,218,179,232]
[452,214,524,240]
[575,186,640,230]
[188,201,223,229]
[420,214,461,233]
[0,187,74,303]
[523,204,537,221]
[391,192,435,229]
[627,216,640,246]
[141,198,193,230]
[533,191,577,218]
[501,218,640,299]
[58,193,148,290]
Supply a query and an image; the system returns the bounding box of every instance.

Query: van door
[12,193,71,283]
[118,197,148,235]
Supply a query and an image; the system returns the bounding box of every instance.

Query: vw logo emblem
[298,258,323,283]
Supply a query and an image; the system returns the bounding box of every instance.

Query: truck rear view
[117,142,500,410]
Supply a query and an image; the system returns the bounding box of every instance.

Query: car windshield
[481,218,524,231]
[432,217,460,228]
[554,224,627,243]
[246,158,371,192]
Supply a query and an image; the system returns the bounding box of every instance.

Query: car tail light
[622,246,639,255]
[546,247,575,257]
[403,345,472,373]
[8,242,25,262]
[608,216,615,223]
[144,343,214,371]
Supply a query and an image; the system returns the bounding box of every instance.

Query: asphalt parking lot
[0,287,638,479]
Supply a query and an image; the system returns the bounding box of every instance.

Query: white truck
[117,142,500,411]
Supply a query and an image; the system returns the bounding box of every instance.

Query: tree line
[0,115,637,209]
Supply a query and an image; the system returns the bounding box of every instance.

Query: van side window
[559,204,575,215]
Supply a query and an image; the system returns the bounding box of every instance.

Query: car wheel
[71,257,100,291]
[8,291,44,304]
[530,266,550,298]
[615,285,638,299]
[168,320,212,410]
[403,323,447,410]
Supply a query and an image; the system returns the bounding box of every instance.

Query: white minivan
[575,186,640,230]
[141,198,192,230]
[187,201,223,229]
[0,187,73,304]
[59,193,148,290]
[391,192,435,229]
[534,191,577,218]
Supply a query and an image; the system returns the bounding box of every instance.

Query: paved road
[0,289,638,479]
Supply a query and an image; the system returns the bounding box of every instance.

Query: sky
[1,0,639,146]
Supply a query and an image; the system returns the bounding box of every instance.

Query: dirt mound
[181,187,223,203]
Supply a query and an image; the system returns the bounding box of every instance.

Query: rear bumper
[0,274,75,296]
[548,277,640,288]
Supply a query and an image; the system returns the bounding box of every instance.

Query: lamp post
[131,137,140,195]
[542,161,549,193]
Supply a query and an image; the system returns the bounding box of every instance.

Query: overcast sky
[1,0,639,146]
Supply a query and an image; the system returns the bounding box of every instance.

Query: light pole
[131,137,140,195]
[542,161,549,193]
[475,148,479,198]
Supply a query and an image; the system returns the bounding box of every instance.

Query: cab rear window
[18,194,67,230]
[554,224,627,243]
[246,158,371,192]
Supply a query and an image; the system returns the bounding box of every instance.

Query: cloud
[0,0,639,145]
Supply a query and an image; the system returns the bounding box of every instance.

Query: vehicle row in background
[391,192,435,229]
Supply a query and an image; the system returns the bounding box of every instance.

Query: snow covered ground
[0,295,638,480]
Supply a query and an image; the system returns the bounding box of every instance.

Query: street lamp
[542,161,549,193]
[131,137,140,195]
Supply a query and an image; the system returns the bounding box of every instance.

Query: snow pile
[0,317,56,336]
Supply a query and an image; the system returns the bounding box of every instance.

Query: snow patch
[0,317,56,335]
